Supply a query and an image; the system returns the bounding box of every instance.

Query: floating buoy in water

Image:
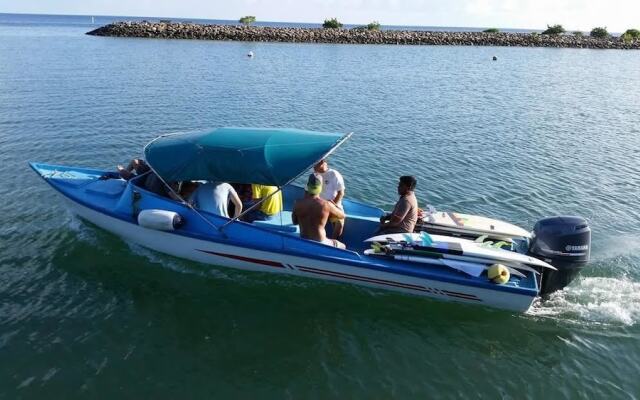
[247,51,254,58]
[488,263,510,284]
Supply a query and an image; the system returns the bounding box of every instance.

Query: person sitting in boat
[100,158,150,180]
[190,182,243,219]
[117,158,150,180]
[377,175,418,235]
[314,158,346,240]
[142,171,166,196]
[243,184,283,222]
[179,181,201,200]
[292,174,346,249]
[231,183,253,204]
[142,172,181,201]
[229,183,252,218]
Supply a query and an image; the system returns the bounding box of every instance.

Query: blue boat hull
[30,162,539,312]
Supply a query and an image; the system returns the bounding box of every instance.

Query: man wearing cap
[292,174,346,249]
[313,159,346,240]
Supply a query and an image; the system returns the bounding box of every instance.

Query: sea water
[1,14,639,398]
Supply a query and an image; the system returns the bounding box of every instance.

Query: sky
[1,0,638,32]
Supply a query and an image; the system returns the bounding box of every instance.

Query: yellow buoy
[488,264,510,284]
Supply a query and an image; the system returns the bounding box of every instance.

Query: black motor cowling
[528,216,591,296]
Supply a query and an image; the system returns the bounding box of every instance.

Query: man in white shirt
[314,159,345,239]
[191,182,243,219]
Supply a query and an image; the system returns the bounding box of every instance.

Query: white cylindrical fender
[138,209,183,231]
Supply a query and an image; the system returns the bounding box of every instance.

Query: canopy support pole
[218,132,353,233]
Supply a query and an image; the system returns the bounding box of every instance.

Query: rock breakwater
[87,22,640,50]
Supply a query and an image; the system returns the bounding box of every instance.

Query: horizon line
[0,11,555,33]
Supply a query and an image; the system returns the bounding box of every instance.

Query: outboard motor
[528,216,591,295]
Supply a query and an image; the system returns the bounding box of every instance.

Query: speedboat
[30,128,591,312]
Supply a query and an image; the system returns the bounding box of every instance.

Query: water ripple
[1,22,640,398]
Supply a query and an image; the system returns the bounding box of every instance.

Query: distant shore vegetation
[542,24,565,35]
[352,21,381,31]
[239,16,256,25]
[323,18,343,29]
[624,29,640,38]
[622,28,640,42]
[366,21,381,31]
[483,28,500,33]
[590,27,609,38]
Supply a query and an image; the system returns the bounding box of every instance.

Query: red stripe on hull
[298,266,481,302]
[442,290,480,301]
[443,292,481,301]
[197,250,482,302]
[297,265,429,292]
[197,249,285,268]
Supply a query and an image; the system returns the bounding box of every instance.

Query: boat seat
[85,179,127,198]
[253,211,299,233]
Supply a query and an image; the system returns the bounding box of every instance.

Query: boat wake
[124,241,238,280]
[124,242,317,290]
[529,276,640,326]
[592,234,640,262]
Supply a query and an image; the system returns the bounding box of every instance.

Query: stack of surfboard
[417,209,531,241]
[364,232,555,281]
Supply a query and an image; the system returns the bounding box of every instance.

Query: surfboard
[363,249,527,278]
[365,232,554,271]
[390,246,541,275]
[419,210,531,240]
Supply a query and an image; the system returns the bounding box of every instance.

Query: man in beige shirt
[378,176,418,234]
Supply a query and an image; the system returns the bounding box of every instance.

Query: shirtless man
[292,174,346,249]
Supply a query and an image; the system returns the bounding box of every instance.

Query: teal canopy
[144,127,350,186]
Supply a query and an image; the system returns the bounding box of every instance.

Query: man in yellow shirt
[243,184,283,222]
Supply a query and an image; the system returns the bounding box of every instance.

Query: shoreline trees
[239,16,256,26]
[323,18,343,29]
[542,24,565,35]
[590,27,609,38]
